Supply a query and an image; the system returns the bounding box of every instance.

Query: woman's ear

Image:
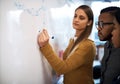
[87,20,92,26]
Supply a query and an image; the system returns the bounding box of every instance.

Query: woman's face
[112,18,120,48]
[72,9,89,31]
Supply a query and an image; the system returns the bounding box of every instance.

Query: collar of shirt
[73,36,77,42]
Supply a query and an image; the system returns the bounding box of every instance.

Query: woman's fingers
[37,29,49,47]
[37,32,43,47]
[43,29,50,39]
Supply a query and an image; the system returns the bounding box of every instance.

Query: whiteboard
[0,0,53,84]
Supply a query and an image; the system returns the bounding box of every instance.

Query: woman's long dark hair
[71,5,94,51]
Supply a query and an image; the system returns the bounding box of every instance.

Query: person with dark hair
[95,6,120,84]
[37,5,96,84]
[111,9,120,84]
[112,9,120,48]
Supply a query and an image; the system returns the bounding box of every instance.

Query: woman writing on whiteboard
[37,5,96,84]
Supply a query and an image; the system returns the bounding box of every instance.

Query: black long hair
[115,9,120,24]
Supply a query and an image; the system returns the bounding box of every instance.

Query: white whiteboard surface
[0,0,53,84]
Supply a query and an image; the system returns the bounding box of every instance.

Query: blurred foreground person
[112,9,120,48]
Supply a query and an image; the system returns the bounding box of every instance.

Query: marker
[38,30,54,39]
[51,36,54,39]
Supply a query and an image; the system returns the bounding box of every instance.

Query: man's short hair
[100,6,120,14]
